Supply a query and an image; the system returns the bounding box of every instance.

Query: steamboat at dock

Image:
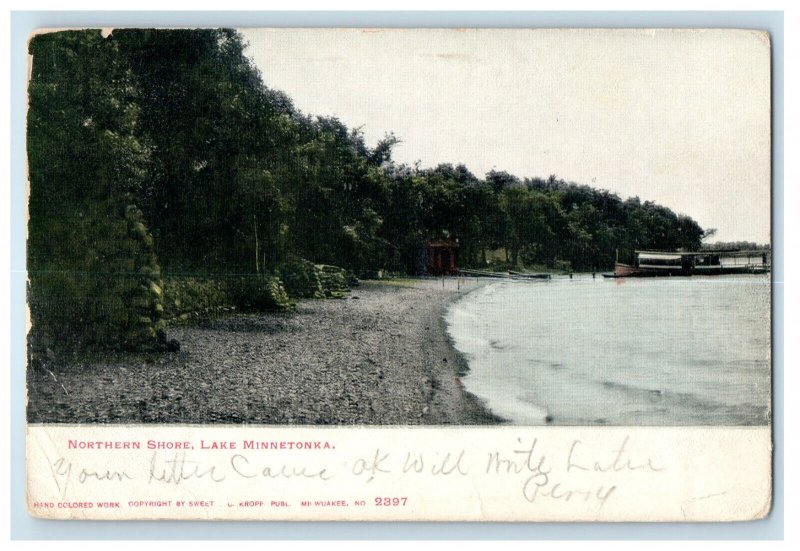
[608,250,770,278]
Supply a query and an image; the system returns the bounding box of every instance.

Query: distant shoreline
[27,278,502,425]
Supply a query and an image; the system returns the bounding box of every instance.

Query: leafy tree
[28,30,164,351]
[27,28,713,353]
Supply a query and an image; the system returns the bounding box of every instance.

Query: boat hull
[613,262,769,278]
[613,262,683,277]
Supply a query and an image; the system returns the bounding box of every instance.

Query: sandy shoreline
[27,278,502,425]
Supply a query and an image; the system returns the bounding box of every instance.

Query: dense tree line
[110,28,704,274]
[27,29,706,349]
[701,241,770,251]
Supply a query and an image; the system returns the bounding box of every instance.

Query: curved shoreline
[27,277,502,425]
[423,278,505,424]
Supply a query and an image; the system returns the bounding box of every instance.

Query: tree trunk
[253,214,259,274]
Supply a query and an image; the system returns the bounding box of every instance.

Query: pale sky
[241,28,771,244]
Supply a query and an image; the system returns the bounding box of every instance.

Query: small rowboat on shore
[508,271,552,280]
[459,269,552,280]
[458,268,509,278]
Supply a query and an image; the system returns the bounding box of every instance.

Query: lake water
[445,274,771,425]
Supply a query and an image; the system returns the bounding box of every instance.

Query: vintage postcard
[25,28,772,521]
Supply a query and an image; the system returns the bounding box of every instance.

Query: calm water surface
[445,274,770,425]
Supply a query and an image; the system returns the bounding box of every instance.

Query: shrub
[161,277,232,323]
[227,275,293,311]
[278,258,324,299]
[316,264,358,297]
[484,260,514,273]
[27,205,165,353]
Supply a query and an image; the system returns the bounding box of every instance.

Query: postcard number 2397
[374,497,408,506]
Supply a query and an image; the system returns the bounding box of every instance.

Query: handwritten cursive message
[47,434,663,511]
[27,426,769,521]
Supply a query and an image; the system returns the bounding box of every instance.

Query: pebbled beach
[27,278,501,425]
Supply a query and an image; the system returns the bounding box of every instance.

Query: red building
[426,238,459,275]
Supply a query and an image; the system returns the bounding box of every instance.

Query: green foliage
[27,28,711,355]
[702,241,770,251]
[162,273,298,325]
[161,278,232,323]
[316,265,357,297]
[278,258,324,299]
[27,31,163,352]
[484,260,515,273]
[227,275,293,311]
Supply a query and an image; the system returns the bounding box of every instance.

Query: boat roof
[635,250,768,256]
